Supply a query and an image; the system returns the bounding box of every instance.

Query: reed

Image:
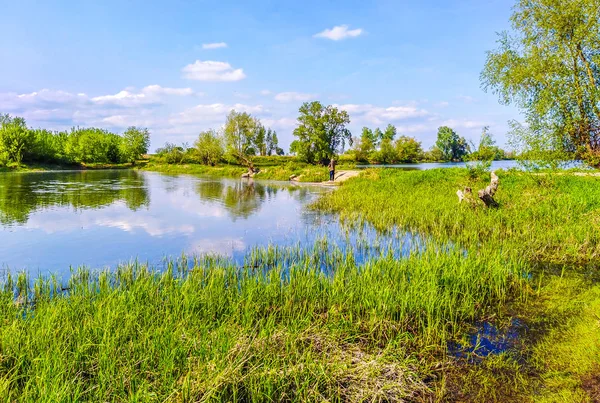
[0,239,525,401]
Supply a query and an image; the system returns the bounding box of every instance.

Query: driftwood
[478,171,499,207]
[241,167,260,179]
[456,187,473,203]
[457,172,500,208]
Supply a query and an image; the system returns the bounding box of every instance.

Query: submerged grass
[0,240,526,401]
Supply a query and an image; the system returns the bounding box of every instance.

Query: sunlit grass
[0,240,525,401]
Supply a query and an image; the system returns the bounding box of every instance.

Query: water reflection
[0,171,338,276]
[0,170,149,225]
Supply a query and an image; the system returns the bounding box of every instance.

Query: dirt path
[290,170,362,186]
[333,170,361,183]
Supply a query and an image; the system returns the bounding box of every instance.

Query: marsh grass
[142,160,355,183]
[315,168,600,400]
[315,168,600,266]
[0,239,525,401]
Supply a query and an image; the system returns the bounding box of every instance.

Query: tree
[120,127,150,164]
[195,129,224,165]
[395,136,423,162]
[423,145,445,162]
[292,101,352,164]
[156,142,187,164]
[482,0,600,166]
[353,127,376,162]
[224,110,256,166]
[469,126,504,161]
[374,138,397,164]
[435,126,469,161]
[382,124,397,141]
[266,129,280,156]
[0,115,34,166]
[254,124,267,156]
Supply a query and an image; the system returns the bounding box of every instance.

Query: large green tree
[435,126,470,161]
[292,101,351,164]
[120,127,150,164]
[482,0,600,165]
[224,110,257,166]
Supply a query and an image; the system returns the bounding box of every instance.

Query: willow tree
[482,0,600,166]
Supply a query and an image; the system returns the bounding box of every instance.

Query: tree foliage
[121,127,150,164]
[435,126,469,161]
[224,110,258,166]
[395,136,423,162]
[194,130,224,166]
[0,116,33,166]
[0,116,151,167]
[468,126,505,162]
[292,101,351,164]
[482,0,600,165]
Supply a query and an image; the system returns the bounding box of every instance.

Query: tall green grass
[0,240,525,401]
[315,168,600,266]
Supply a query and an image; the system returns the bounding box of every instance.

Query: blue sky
[0,0,521,151]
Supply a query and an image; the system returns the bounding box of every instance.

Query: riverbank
[141,160,359,183]
[0,161,142,172]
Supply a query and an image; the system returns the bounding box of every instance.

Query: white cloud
[434,101,450,108]
[170,103,265,125]
[314,25,363,41]
[260,89,272,96]
[92,85,194,106]
[335,103,429,125]
[182,60,246,82]
[262,117,297,130]
[274,92,317,103]
[189,237,246,256]
[202,42,228,50]
[0,89,88,112]
[441,119,487,129]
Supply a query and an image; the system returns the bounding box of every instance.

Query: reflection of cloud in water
[23,204,195,237]
[95,216,195,237]
[166,193,227,218]
[188,238,246,256]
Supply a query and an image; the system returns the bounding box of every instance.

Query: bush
[194,130,224,166]
[0,116,34,166]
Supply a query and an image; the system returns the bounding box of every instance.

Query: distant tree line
[346,124,507,164]
[0,114,150,167]
[155,110,284,167]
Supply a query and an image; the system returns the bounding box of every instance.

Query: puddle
[449,318,526,361]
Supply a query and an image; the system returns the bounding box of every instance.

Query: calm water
[0,170,418,278]
[0,171,327,276]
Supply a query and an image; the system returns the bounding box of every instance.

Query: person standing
[328,158,336,181]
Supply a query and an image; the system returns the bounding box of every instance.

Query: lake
[0,171,337,277]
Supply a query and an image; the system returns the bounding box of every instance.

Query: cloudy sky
[0,0,521,151]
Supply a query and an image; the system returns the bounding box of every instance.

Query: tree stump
[477,171,499,208]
